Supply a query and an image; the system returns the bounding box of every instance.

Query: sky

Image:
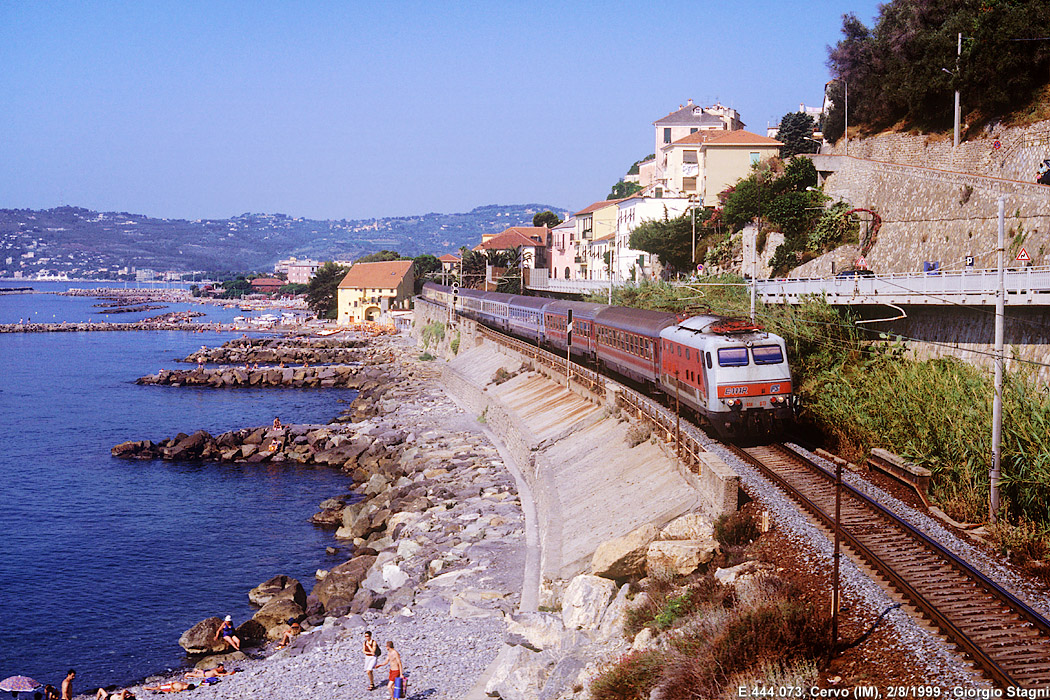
[0,1,885,221]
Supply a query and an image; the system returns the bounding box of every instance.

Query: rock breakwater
[136,364,379,389]
[179,337,366,365]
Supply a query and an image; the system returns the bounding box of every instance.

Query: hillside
[0,203,564,277]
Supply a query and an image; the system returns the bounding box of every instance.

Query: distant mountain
[0,203,566,277]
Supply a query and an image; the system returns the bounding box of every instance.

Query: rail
[731,443,1050,689]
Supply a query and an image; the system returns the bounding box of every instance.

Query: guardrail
[614,388,706,476]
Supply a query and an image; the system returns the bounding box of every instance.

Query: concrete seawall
[412,305,741,583]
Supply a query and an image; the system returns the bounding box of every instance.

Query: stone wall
[860,305,1050,385]
[829,119,1050,184]
[794,155,1050,278]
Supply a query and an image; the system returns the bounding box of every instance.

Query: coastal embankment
[177,337,367,365]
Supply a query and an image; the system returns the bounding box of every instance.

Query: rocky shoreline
[135,364,376,390]
[96,333,530,699]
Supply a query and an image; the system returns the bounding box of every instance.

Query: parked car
[836,268,875,278]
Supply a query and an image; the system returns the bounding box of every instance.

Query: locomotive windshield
[717,347,749,366]
[752,345,784,364]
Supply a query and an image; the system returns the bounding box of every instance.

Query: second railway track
[732,442,1050,690]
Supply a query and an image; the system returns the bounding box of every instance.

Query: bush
[450,331,461,355]
[422,321,445,350]
[589,650,665,700]
[625,422,652,448]
[715,510,760,548]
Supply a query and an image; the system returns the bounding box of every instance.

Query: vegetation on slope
[588,281,1050,571]
[824,0,1050,141]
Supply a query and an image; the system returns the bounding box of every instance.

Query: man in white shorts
[363,630,380,690]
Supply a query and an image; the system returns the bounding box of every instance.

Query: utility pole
[954,32,962,149]
[990,196,1005,523]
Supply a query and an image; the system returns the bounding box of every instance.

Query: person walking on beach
[362,631,380,690]
[61,670,75,700]
[375,641,404,699]
[214,615,242,651]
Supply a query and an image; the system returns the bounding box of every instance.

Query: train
[420,282,795,439]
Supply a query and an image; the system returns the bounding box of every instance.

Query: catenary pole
[954,32,962,149]
[990,196,1005,523]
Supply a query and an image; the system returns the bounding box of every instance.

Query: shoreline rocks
[178,337,366,365]
[135,364,382,389]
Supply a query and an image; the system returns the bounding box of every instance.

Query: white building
[614,195,692,281]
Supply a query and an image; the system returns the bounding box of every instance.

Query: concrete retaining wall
[413,300,740,581]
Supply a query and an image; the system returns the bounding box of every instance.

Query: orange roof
[251,277,283,287]
[592,232,615,242]
[575,199,623,216]
[337,260,414,289]
[474,226,548,251]
[438,253,461,262]
[668,131,714,146]
[702,130,783,147]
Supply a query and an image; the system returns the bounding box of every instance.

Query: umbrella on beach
[0,676,41,692]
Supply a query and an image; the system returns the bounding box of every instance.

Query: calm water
[0,288,357,689]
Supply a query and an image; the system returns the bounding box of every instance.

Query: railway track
[731,443,1050,690]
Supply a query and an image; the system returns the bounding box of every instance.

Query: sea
[0,282,358,690]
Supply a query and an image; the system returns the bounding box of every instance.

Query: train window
[717,347,749,366]
[685,348,690,360]
[752,345,784,364]
[706,352,712,369]
[677,345,681,356]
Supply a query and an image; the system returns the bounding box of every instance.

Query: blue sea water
[0,287,358,690]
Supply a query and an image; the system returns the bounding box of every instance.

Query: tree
[459,248,487,289]
[306,261,348,319]
[626,154,655,176]
[412,254,442,293]
[532,210,562,228]
[777,112,820,157]
[629,213,696,274]
[355,250,402,263]
[608,180,642,200]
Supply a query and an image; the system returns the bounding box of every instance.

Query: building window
[663,128,671,144]
[690,128,698,134]
[564,266,570,279]
[655,188,663,199]
[683,177,696,190]
[683,150,698,164]
[750,152,761,165]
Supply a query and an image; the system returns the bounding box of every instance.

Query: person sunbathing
[184,663,236,679]
[95,689,135,700]
[142,681,194,693]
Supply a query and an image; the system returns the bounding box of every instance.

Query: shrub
[421,321,445,349]
[589,650,665,700]
[714,510,760,548]
[450,331,461,355]
[418,352,434,361]
[625,421,652,448]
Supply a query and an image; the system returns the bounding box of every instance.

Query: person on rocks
[362,630,380,690]
[142,681,195,693]
[375,641,404,699]
[95,688,135,700]
[214,615,241,651]
[43,685,59,700]
[61,670,75,700]
[272,417,282,431]
[276,621,301,649]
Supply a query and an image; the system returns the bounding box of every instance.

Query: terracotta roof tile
[474,226,548,251]
[438,253,461,262]
[337,260,414,289]
[575,199,623,216]
[702,130,783,147]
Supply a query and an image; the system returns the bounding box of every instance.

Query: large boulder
[311,555,376,611]
[646,539,719,577]
[505,612,582,652]
[590,524,659,580]
[714,560,775,590]
[659,512,715,541]
[485,645,559,700]
[178,617,228,654]
[561,574,617,630]
[597,583,631,640]
[252,598,305,640]
[248,575,306,608]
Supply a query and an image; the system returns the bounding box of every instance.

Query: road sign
[1017,248,1031,262]
[856,256,868,269]
[993,140,1002,150]
[965,255,975,267]
[696,263,704,273]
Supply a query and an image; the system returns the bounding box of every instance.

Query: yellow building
[700,130,783,207]
[336,260,415,325]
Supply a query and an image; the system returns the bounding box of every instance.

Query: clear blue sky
[0,1,883,221]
